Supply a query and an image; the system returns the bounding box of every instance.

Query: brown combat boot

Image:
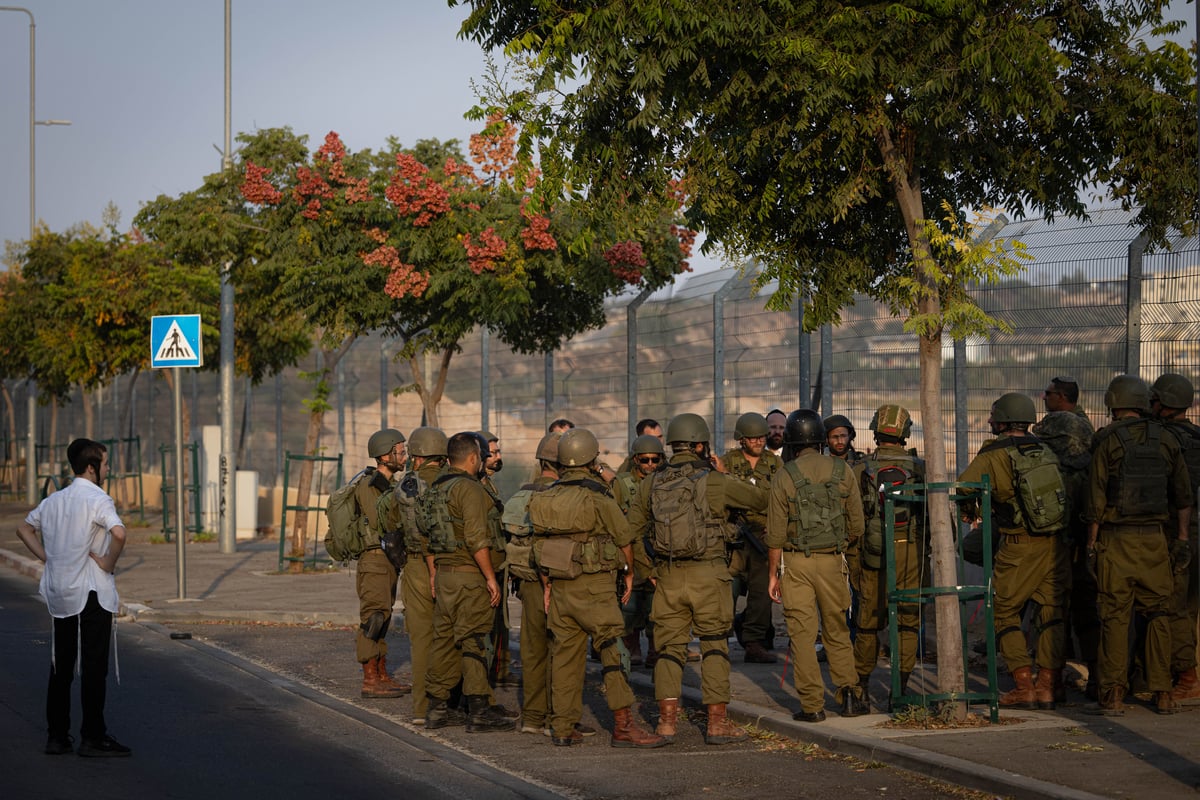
[624,632,643,666]
[377,654,411,695]
[1084,686,1126,716]
[361,657,407,698]
[655,698,679,741]
[1034,668,1060,710]
[999,666,1037,710]
[1155,690,1179,715]
[611,707,668,748]
[704,703,747,745]
[1172,668,1200,704]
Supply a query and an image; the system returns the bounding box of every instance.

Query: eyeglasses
[636,456,662,465]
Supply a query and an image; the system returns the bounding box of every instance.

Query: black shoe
[77,735,131,758]
[466,696,517,733]
[792,709,826,723]
[840,689,870,718]
[551,729,583,746]
[490,703,520,720]
[44,734,73,755]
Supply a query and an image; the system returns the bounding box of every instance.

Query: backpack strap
[556,477,614,497]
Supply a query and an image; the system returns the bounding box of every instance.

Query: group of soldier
[333,368,1200,749]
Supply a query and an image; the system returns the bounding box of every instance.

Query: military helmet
[784,409,825,445]
[733,412,769,440]
[477,430,499,443]
[665,413,710,444]
[870,404,912,440]
[407,427,447,458]
[367,428,406,458]
[822,414,856,440]
[558,428,600,467]
[630,434,665,456]
[991,392,1037,424]
[1104,374,1150,411]
[1152,372,1195,409]
[536,431,563,463]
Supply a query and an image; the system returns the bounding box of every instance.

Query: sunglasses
[636,456,662,465]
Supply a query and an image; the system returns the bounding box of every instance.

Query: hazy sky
[1,1,1195,260]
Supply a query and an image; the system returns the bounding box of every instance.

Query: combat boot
[612,707,668,748]
[624,632,643,666]
[744,641,778,664]
[1155,690,1179,715]
[1084,686,1125,716]
[704,703,747,745]
[425,696,450,729]
[840,686,870,717]
[1172,668,1200,704]
[376,655,412,695]
[465,695,517,733]
[655,698,679,741]
[999,666,1037,710]
[1034,668,1060,710]
[361,657,407,698]
[857,674,873,710]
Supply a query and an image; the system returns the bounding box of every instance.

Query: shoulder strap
[556,477,613,496]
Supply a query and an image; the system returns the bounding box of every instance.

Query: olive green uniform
[482,476,512,686]
[627,452,768,704]
[535,467,637,738]
[855,443,926,677]
[1162,418,1200,675]
[834,450,869,636]
[425,468,507,703]
[509,475,555,730]
[353,469,399,664]
[958,435,1070,672]
[1085,418,1192,694]
[767,449,866,713]
[613,470,655,646]
[378,459,444,719]
[722,447,783,648]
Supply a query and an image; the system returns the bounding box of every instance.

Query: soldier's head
[547,418,575,433]
[823,414,856,459]
[1151,372,1194,419]
[733,412,769,458]
[989,392,1037,435]
[1043,376,1081,413]
[368,428,407,475]
[870,404,912,445]
[535,431,563,475]
[784,409,825,459]
[477,430,502,474]
[635,418,663,442]
[629,434,665,477]
[666,412,711,457]
[1104,374,1150,418]
[558,428,600,470]
[448,432,484,477]
[406,427,447,468]
[766,408,787,450]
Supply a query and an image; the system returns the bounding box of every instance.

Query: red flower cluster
[386,153,451,226]
[671,224,697,272]
[519,197,556,252]
[443,157,482,186]
[604,240,647,284]
[469,113,517,184]
[462,227,507,274]
[315,132,348,182]
[241,161,282,205]
[364,245,430,299]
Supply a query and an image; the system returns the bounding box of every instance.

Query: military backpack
[647,461,732,560]
[781,458,849,555]
[501,483,549,581]
[323,468,381,562]
[979,436,1068,534]
[528,478,621,579]
[861,451,924,569]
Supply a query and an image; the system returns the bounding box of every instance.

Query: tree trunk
[82,386,94,439]
[115,370,141,509]
[406,344,454,428]
[48,399,59,469]
[1,381,15,493]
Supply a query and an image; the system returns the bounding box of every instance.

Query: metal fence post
[627,287,654,443]
[713,270,741,446]
[1127,232,1150,375]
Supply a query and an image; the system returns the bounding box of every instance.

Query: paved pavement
[2,500,1197,800]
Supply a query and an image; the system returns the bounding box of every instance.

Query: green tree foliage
[454,0,1197,712]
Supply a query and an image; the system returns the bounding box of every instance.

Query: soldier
[614,434,666,668]
[1043,376,1092,423]
[1031,410,1097,700]
[616,419,664,474]
[855,405,926,708]
[1084,375,1192,715]
[958,393,1071,710]
[548,418,575,433]
[377,426,448,723]
[1149,373,1200,704]
[528,429,666,748]
[766,410,868,721]
[354,429,411,699]
[826,415,869,647]
[478,430,516,688]
[627,413,768,745]
[723,412,783,664]
[423,432,516,732]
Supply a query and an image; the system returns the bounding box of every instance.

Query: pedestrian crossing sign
[151,315,203,368]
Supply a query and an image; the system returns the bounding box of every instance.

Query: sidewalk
[1,500,1196,800]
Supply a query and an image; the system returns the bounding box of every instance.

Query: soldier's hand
[710,454,727,473]
[486,577,501,607]
[768,574,782,604]
[620,572,633,605]
[1170,538,1193,575]
[543,582,552,614]
[1086,544,1099,583]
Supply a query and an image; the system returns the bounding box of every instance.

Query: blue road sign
[151,315,203,368]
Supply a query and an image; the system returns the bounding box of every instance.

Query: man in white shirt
[17,438,130,757]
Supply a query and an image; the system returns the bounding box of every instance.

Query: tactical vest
[861,450,924,569]
[647,461,733,560]
[529,478,621,578]
[1104,419,1169,517]
[502,482,549,581]
[977,435,1068,534]
[781,458,849,555]
[391,470,432,555]
[418,472,466,554]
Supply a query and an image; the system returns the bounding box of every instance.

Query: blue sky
[1,1,1195,262]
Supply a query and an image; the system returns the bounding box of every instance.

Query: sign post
[151,315,203,600]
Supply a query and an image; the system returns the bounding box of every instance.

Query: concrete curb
[0,546,42,581]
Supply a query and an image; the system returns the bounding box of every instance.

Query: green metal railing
[884,479,999,722]
[159,442,202,542]
[278,451,342,570]
[101,436,145,519]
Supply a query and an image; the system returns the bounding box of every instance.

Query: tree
[454,0,1197,714]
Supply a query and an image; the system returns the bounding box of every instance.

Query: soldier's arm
[841,465,865,541]
[722,474,769,515]
[473,547,502,607]
[626,478,653,539]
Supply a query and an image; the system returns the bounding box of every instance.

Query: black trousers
[47,591,112,740]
